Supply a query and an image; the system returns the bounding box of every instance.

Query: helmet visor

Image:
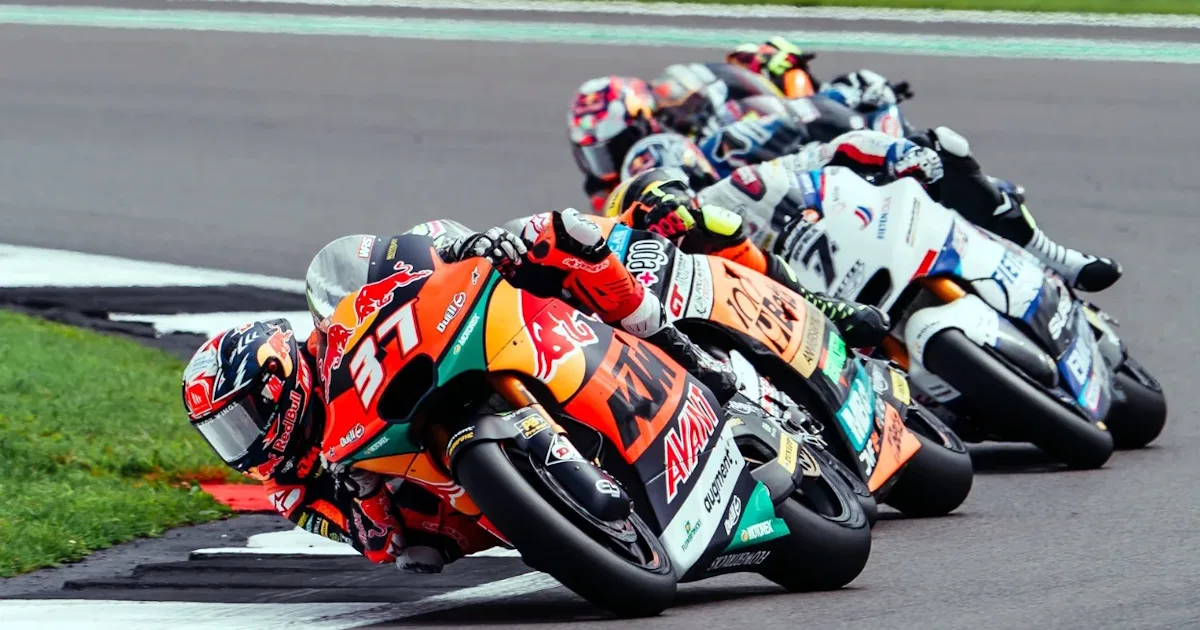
[194,399,264,465]
[572,125,645,182]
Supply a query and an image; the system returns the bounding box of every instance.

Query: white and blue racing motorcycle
[773,166,1166,469]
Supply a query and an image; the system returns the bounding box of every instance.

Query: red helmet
[182,319,314,481]
[568,76,662,184]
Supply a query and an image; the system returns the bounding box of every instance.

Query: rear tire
[455,441,676,618]
[762,461,872,592]
[923,329,1113,470]
[1106,357,1168,450]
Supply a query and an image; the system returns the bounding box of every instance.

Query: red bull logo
[322,322,355,384]
[351,262,432,325]
[522,294,599,381]
[321,261,433,384]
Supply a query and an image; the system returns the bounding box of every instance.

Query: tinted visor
[572,125,644,181]
[194,399,265,466]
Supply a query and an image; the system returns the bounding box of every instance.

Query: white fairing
[657,424,745,577]
[780,167,1046,317]
[697,161,797,252]
[902,294,1000,367]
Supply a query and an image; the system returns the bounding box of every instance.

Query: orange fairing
[321,253,492,465]
[865,403,922,492]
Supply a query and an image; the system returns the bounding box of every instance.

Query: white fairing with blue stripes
[775,166,1115,421]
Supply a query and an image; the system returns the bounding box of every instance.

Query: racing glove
[824,70,902,111]
[438,227,527,277]
[889,145,944,187]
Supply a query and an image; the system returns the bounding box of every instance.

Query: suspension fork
[880,277,966,370]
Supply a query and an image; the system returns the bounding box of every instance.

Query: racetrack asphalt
[1,6,1199,629]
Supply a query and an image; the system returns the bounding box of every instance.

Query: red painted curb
[199,482,275,513]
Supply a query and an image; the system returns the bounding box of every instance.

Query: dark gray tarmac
[0,14,1198,630]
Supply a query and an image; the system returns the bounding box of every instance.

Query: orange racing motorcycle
[587,217,975,521]
[317,233,871,618]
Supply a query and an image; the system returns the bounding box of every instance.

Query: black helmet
[182,318,314,480]
[601,166,698,228]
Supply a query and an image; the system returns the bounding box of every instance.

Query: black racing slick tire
[454,441,676,618]
[762,460,872,592]
[812,444,878,527]
[883,404,974,518]
[923,329,1113,470]
[1106,356,1168,450]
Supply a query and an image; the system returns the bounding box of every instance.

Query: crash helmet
[568,76,662,186]
[620,132,720,190]
[182,318,314,481]
[601,166,699,228]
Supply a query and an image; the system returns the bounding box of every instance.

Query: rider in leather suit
[616,127,1122,293]
[568,54,905,214]
[183,213,748,577]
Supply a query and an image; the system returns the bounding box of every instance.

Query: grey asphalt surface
[1,9,1199,630]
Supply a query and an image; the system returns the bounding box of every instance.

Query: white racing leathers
[696,129,918,254]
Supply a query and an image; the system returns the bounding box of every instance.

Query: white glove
[828,70,897,110]
[891,146,944,185]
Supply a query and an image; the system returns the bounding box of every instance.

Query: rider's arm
[780,130,942,185]
[261,455,357,546]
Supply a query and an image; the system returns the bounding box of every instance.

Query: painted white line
[192,526,522,558]
[0,571,559,630]
[0,600,379,630]
[0,244,304,292]
[108,311,315,339]
[317,571,560,629]
[179,0,1200,30]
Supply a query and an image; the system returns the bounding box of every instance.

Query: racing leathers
[598,168,891,349]
[727,36,912,109]
[632,126,1121,293]
[432,214,741,403]
[222,333,495,575]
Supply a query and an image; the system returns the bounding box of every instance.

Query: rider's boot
[994,192,1123,292]
[764,253,890,348]
[916,126,1123,293]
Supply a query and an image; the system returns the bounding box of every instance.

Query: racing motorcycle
[318,233,871,618]
[771,166,1167,468]
[597,219,973,521]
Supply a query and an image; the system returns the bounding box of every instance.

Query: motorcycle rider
[569,60,906,214]
[520,168,891,349]
[726,36,912,108]
[304,211,740,405]
[182,318,495,575]
[615,127,1122,293]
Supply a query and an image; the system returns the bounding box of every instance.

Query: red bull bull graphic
[521,293,599,381]
[321,260,434,384]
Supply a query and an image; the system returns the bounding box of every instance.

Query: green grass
[0,311,239,577]
[582,0,1200,15]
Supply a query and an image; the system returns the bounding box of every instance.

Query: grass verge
[0,310,238,577]
[586,0,1200,16]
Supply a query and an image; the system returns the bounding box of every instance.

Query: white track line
[0,244,304,292]
[178,0,1200,30]
[108,311,315,340]
[191,526,522,558]
[0,572,559,630]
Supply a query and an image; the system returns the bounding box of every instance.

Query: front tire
[1106,356,1167,450]
[811,444,878,527]
[923,329,1113,470]
[455,441,677,618]
[762,460,872,592]
[884,404,974,518]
